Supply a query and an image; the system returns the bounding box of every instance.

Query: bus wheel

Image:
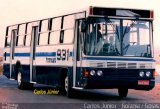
[65,76,74,98]
[17,71,24,89]
[118,88,128,98]
[17,70,33,90]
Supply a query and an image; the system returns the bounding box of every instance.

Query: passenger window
[19,24,26,35]
[49,17,62,44]
[7,27,12,37]
[41,20,48,32]
[50,31,60,44]
[27,23,32,34]
[24,23,32,46]
[5,36,11,47]
[18,35,24,46]
[63,15,75,44]
[39,20,49,45]
[17,24,26,46]
[63,15,74,29]
[11,30,17,47]
[51,17,61,30]
[5,27,12,47]
[39,33,48,45]
[63,30,74,43]
[25,35,31,46]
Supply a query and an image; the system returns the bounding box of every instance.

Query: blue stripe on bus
[6,53,10,56]
[14,53,30,57]
[70,52,74,57]
[6,52,74,57]
[36,52,56,57]
[82,57,155,62]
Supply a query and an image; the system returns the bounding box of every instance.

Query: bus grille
[107,62,116,68]
[117,62,126,68]
[101,69,139,78]
[89,62,153,69]
[128,63,137,68]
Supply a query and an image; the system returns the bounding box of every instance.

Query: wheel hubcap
[17,72,22,86]
[65,76,68,92]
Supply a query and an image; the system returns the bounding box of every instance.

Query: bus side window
[63,15,74,44]
[60,30,64,43]
[63,29,74,43]
[50,31,60,44]
[49,17,62,44]
[17,24,26,46]
[39,20,49,45]
[5,37,11,47]
[5,27,12,47]
[25,23,32,46]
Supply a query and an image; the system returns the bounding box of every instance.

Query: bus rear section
[3,12,85,97]
[3,6,155,98]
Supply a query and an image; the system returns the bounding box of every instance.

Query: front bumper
[82,77,155,90]
[79,68,155,90]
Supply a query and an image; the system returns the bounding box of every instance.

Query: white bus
[3,6,155,98]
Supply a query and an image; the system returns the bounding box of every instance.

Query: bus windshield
[83,17,153,57]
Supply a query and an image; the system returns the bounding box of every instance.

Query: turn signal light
[84,69,89,77]
[153,70,156,78]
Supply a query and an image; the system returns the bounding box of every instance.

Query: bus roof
[7,6,153,28]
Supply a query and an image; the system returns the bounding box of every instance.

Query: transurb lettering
[46,57,56,63]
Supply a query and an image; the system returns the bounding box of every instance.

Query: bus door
[10,30,17,79]
[30,26,38,83]
[73,19,83,87]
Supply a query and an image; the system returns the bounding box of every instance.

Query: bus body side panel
[34,45,74,86]
[3,64,10,78]
[3,48,11,78]
[11,47,31,81]
[35,66,73,86]
[35,66,62,85]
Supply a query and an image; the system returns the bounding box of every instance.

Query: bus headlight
[146,71,151,77]
[90,70,96,76]
[97,70,103,76]
[139,71,144,77]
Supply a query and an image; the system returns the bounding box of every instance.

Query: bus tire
[118,88,128,98]
[65,76,74,98]
[17,69,33,90]
[17,70,25,89]
[59,73,67,95]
